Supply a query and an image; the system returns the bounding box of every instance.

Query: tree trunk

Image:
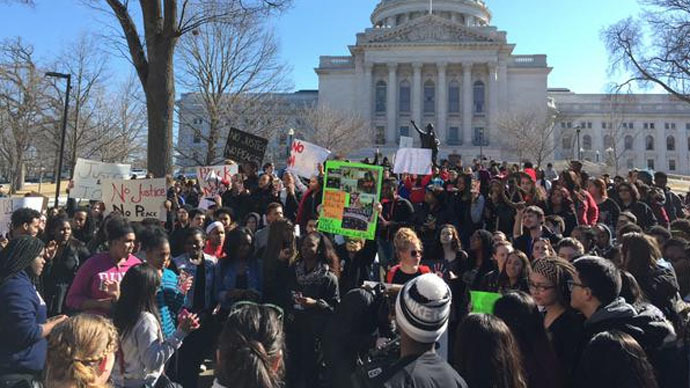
[206,114,220,165]
[144,41,176,178]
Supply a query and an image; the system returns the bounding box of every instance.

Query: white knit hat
[395,273,452,344]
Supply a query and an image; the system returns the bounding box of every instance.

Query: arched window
[624,135,633,150]
[562,136,571,150]
[448,81,460,113]
[473,81,485,114]
[583,135,592,150]
[667,135,676,151]
[399,81,411,113]
[646,135,655,151]
[423,80,435,113]
[375,81,386,113]
[603,135,614,149]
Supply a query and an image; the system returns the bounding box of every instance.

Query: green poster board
[317,161,383,240]
[470,291,502,314]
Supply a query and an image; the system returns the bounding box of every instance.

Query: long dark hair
[262,218,297,265]
[300,232,340,278]
[112,264,161,338]
[469,229,493,270]
[454,313,527,388]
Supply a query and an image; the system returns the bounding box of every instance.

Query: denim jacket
[172,253,216,311]
[215,258,262,309]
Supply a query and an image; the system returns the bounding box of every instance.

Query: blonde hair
[394,227,421,253]
[45,314,119,388]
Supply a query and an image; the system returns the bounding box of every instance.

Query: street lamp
[45,72,71,208]
[479,127,485,162]
[287,128,295,159]
[575,126,582,161]
[596,150,600,163]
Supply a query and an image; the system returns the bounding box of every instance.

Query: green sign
[470,291,502,314]
[318,161,383,240]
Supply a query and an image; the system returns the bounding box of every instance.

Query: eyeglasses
[229,301,284,321]
[528,282,555,292]
[567,280,587,292]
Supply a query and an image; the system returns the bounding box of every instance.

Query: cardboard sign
[101,178,167,221]
[0,197,46,237]
[287,139,331,178]
[399,136,414,149]
[393,148,433,175]
[70,158,131,200]
[223,127,268,166]
[318,161,383,240]
[470,291,502,314]
[195,165,239,197]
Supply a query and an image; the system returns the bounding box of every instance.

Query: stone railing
[319,56,355,69]
[509,55,547,67]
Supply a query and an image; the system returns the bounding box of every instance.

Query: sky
[0,0,649,94]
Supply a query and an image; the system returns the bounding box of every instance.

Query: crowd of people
[1,156,689,388]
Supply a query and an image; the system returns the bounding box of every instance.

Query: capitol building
[178,0,690,175]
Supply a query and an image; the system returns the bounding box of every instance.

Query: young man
[513,206,559,260]
[10,207,41,239]
[254,202,284,254]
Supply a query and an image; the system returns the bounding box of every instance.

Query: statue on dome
[411,120,440,167]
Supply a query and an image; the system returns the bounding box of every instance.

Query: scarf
[295,260,329,288]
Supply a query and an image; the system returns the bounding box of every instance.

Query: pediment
[365,15,501,45]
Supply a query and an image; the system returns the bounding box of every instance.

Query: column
[488,63,498,147]
[462,62,473,147]
[412,62,423,131]
[657,124,666,171]
[437,62,448,146]
[498,60,508,111]
[386,63,397,146]
[363,62,374,129]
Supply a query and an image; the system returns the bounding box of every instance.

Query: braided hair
[0,235,45,285]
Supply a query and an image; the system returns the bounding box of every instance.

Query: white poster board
[195,164,239,197]
[0,197,45,237]
[70,158,131,200]
[287,139,331,178]
[399,136,414,149]
[101,178,167,221]
[393,148,433,175]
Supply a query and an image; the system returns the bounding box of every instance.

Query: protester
[216,227,261,310]
[386,227,431,284]
[498,250,531,293]
[10,207,42,238]
[204,221,226,260]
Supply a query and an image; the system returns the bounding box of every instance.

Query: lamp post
[596,150,600,163]
[46,72,71,208]
[575,126,582,161]
[479,127,484,162]
[287,128,295,159]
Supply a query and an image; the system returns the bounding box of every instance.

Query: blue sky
[0,0,647,94]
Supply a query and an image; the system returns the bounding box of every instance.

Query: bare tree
[496,106,562,168]
[603,0,690,102]
[298,105,369,157]
[176,9,290,165]
[600,93,639,175]
[0,38,46,193]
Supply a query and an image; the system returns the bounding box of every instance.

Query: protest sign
[101,178,167,221]
[70,158,131,200]
[195,164,239,197]
[399,136,414,149]
[470,291,502,314]
[0,197,46,237]
[393,148,433,175]
[287,139,330,178]
[318,161,383,240]
[223,127,268,166]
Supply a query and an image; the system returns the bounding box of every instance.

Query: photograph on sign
[101,178,167,221]
[70,158,132,200]
[223,127,268,166]
[318,161,383,240]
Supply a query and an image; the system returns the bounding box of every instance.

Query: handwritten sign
[223,127,268,166]
[318,161,383,240]
[195,164,239,197]
[287,139,330,178]
[70,158,131,200]
[101,178,167,221]
[393,148,432,175]
[0,197,46,237]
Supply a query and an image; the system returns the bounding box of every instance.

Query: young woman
[498,251,531,293]
[587,178,620,232]
[532,237,555,261]
[529,258,583,379]
[261,219,297,306]
[242,212,261,235]
[215,303,285,388]
[546,187,578,237]
[494,292,565,388]
[337,236,377,294]
[71,207,96,245]
[386,228,431,284]
[66,217,141,316]
[0,236,67,386]
[484,180,516,237]
[463,229,496,290]
[204,221,226,260]
[44,314,119,388]
[453,313,527,388]
[428,224,469,278]
[216,227,261,311]
[617,182,658,230]
[111,265,199,387]
[42,215,91,316]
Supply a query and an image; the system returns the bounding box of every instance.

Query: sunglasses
[229,300,284,321]
[409,249,423,257]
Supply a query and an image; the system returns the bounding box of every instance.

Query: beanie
[395,273,451,344]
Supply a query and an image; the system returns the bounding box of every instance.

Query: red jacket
[404,175,432,204]
[575,191,599,226]
[386,264,431,284]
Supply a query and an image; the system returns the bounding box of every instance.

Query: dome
[371,0,491,28]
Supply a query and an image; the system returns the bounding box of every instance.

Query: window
[604,135,614,149]
[561,122,566,129]
[567,122,572,129]
[665,123,670,130]
[686,123,690,130]
[448,126,461,145]
[192,117,203,125]
[375,81,386,113]
[583,135,592,150]
[562,136,571,150]
[398,126,410,143]
[423,80,435,113]
[672,123,677,129]
[627,159,635,170]
[375,126,385,145]
[601,122,607,129]
[473,81,485,114]
[193,133,201,144]
[670,159,677,171]
[650,122,655,129]
[448,81,460,113]
[647,159,655,170]
[646,135,655,150]
[473,127,488,146]
[667,136,676,151]
[399,81,411,113]
[623,123,628,129]
[629,122,634,129]
[644,123,649,130]
[624,135,633,150]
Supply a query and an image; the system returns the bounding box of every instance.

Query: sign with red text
[287,139,331,178]
[70,158,131,200]
[195,164,239,197]
[101,178,167,221]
